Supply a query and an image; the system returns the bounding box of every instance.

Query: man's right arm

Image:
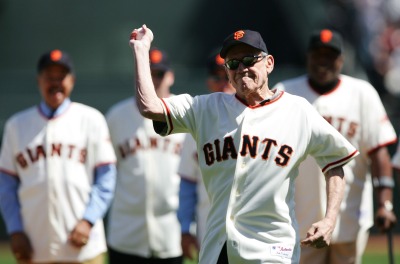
[129,25,166,122]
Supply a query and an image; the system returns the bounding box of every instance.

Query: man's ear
[266,55,274,74]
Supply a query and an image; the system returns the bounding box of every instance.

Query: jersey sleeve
[159,94,197,136]
[90,111,117,167]
[0,118,18,176]
[178,135,199,182]
[305,101,359,173]
[359,83,397,153]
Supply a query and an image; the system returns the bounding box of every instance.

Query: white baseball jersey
[178,134,210,245]
[158,89,358,264]
[106,97,185,258]
[275,74,397,243]
[0,103,116,262]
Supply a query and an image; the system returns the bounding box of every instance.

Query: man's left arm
[301,166,345,248]
[68,164,116,248]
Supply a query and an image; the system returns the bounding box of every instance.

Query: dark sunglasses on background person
[225,54,267,70]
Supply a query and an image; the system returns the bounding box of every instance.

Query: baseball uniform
[177,134,210,245]
[275,74,397,244]
[155,88,358,264]
[0,101,116,262]
[106,97,185,258]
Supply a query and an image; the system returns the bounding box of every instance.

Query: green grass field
[0,235,399,264]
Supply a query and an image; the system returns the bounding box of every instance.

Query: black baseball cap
[207,50,225,74]
[149,47,171,71]
[37,49,74,73]
[308,29,343,53]
[220,29,268,58]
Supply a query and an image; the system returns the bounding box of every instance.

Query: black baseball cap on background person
[149,47,171,71]
[207,50,225,74]
[37,49,74,73]
[220,29,268,58]
[308,29,343,54]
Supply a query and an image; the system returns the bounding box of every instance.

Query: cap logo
[50,49,63,62]
[320,29,333,43]
[150,49,163,64]
[215,54,225,66]
[233,30,245,40]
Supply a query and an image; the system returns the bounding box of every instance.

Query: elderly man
[129,25,358,264]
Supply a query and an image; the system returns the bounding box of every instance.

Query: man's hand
[375,204,396,233]
[300,217,335,249]
[10,231,33,264]
[129,24,154,51]
[68,219,92,248]
[181,233,199,260]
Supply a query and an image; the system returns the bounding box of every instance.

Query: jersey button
[232,241,238,247]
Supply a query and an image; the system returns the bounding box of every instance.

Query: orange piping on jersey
[307,78,342,96]
[234,90,285,108]
[322,149,358,173]
[160,98,174,135]
[367,138,397,155]
[94,161,117,169]
[0,168,19,178]
[180,174,198,183]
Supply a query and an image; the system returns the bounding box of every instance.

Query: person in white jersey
[274,29,397,264]
[129,25,359,264]
[0,49,117,264]
[177,50,235,260]
[106,47,185,264]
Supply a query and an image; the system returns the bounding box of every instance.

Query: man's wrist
[379,200,393,211]
[373,176,395,188]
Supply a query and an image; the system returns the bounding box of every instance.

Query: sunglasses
[225,54,267,70]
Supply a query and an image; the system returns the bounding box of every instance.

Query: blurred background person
[177,50,234,261]
[0,49,117,264]
[275,29,397,264]
[106,47,185,264]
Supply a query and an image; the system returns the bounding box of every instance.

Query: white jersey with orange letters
[275,74,397,243]
[157,89,358,264]
[0,103,116,262]
[106,97,185,258]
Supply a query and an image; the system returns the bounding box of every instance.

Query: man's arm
[301,166,345,248]
[370,147,396,232]
[129,25,166,122]
[68,164,116,248]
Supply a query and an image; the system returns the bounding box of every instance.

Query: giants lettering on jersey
[323,116,358,139]
[118,136,182,159]
[203,135,293,166]
[16,143,87,168]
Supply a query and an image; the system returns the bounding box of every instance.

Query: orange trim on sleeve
[0,168,19,178]
[322,150,359,173]
[367,138,397,155]
[160,98,174,135]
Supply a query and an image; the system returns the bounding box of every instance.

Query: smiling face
[307,47,343,86]
[37,64,75,110]
[224,44,274,105]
